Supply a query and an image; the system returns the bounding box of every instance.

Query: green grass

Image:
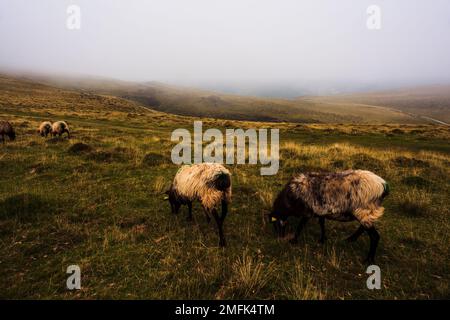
[0,77,449,299]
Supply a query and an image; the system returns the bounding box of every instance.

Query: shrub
[224,251,274,298]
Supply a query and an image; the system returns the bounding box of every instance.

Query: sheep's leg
[1,134,4,144]
[212,208,226,247]
[290,217,310,244]
[365,226,380,264]
[66,130,70,139]
[220,200,228,223]
[174,202,181,214]
[202,205,211,223]
[318,217,327,243]
[346,225,365,242]
[186,201,193,221]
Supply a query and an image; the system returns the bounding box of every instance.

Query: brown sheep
[0,121,16,144]
[269,170,389,263]
[51,121,70,138]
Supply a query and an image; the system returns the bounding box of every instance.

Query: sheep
[0,121,16,144]
[51,121,70,138]
[165,163,232,247]
[268,169,389,263]
[38,121,52,137]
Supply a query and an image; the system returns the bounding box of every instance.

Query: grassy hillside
[0,77,449,299]
[7,73,426,124]
[306,85,450,124]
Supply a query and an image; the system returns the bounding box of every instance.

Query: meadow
[0,76,449,299]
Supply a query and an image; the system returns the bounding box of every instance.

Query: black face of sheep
[269,185,301,238]
[268,212,288,238]
[165,189,182,215]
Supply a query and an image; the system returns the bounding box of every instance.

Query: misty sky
[1,0,450,95]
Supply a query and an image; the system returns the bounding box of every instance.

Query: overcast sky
[1,0,450,95]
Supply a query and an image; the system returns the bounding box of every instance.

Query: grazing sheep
[51,121,70,138]
[269,169,389,263]
[165,163,232,247]
[0,121,16,144]
[38,121,52,137]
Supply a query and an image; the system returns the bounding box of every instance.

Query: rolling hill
[304,86,450,124]
[1,73,433,124]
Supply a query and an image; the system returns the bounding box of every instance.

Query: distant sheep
[166,163,232,247]
[0,121,16,144]
[51,121,70,138]
[38,121,52,137]
[269,170,389,263]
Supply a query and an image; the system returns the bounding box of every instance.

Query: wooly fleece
[172,163,232,210]
[38,121,52,135]
[288,170,387,227]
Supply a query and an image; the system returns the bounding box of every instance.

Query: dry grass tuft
[284,261,326,300]
[222,250,275,298]
[396,188,433,216]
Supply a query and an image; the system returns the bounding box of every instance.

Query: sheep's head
[267,185,291,237]
[268,211,288,238]
[164,188,181,214]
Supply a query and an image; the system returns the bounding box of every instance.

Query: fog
[1,0,450,96]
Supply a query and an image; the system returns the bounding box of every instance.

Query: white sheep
[38,121,52,137]
[166,163,232,246]
[51,121,70,138]
[269,169,389,263]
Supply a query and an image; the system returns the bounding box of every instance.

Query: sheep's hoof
[319,237,327,244]
[289,238,298,245]
[346,235,358,243]
[186,216,193,221]
[219,239,226,247]
[205,216,211,223]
